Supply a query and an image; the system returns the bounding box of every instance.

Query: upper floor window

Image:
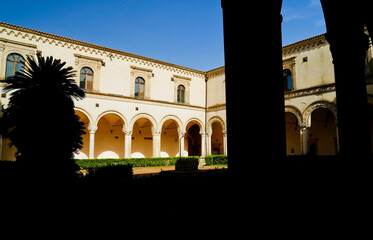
[135,77,145,98]
[283,69,293,91]
[6,53,25,78]
[177,84,185,103]
[80,67,93,91]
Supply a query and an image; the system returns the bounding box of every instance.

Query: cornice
[282,34,327,56]
[0,21,205,78]
[206,66,225,80]
[84,91,205,110]
[207,103,226,112]
[285,83,335,99]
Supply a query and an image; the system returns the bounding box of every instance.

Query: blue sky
[1,0,326,71]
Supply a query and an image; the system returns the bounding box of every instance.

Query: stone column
[200,131,206,157]
[223,130,228,155]
[222,0,285,173]
[178,130,186,157]
[321,0,372,158]
[206,131,212,156]
[123,128,132,158]
[300,123,310,155]
[88,126,97,159]
[152,129,161,158]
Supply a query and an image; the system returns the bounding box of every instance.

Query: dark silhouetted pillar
[222,0,285,177]
[321,0,372,159]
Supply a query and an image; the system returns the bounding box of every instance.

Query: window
[6,53,25,78]
[135,77,145,98]
[283,69,293,91]
[177,85,185,103]
[80,67,93,91]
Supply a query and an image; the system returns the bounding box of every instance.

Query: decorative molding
[0,37,37,49]
[302,101,338,127]
[206,66,225,80]
[0,21,206,78]
[282,34,328,56]
[172,74,191,81]
[207,103,226,112]
[74,53,105,66]
[130,65,153,73]
[172,75,191,104]
[285,83,336,99]
[84,90,205,110]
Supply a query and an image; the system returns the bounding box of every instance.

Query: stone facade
[1,22,372,160]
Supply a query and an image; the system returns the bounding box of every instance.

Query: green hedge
[75,156,199,169]
[205,155,228,166]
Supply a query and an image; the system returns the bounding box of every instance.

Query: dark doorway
[187,124,201,157]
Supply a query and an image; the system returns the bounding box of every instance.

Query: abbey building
[1,22,372,160]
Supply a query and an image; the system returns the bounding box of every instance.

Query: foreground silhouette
[0,54,85,186]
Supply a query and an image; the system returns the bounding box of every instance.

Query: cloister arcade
[73,109,227,159]
[73,100,340,160]
[285,101,338,156]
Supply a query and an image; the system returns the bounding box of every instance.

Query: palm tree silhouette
[0,54,85,184]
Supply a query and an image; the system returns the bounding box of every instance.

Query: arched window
[80,67,94,91]
[283,69,293,91]
[177,85,185,103]
[6,53,25,78]
[135,77,145,98]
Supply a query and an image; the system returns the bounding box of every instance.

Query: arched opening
[211,121,224,155]
[161,119,179,157]
[185,121,201,157]
[285,112,301,155]
[95,113,125,158]
[309,108,337,155]
[75,110,91,158]
[132,118,153,158]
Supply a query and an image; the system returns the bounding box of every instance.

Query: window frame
[134,77,145,99]
[80,67,94,91]
[283,68,293,92]
[177,84,185,103]
[5,53,25,78]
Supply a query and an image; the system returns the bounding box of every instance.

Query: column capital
[178,130,186,137]
[88,126,97,134]
[152,129,161,136]
[122,127,132,135]
[299,122,308,129]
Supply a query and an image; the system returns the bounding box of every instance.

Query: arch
[129,113,158,131]
[95,110,128,129]
[74,108,92,158]
[184,118,204,131]
[159,115,183,131]
[160,115,182,158]
[285,105,302,126]
[95,111,126,159]
[309,108,338,155]
[303,101,337,127]
[74,107,93,127]
[285,111,302,155]
[207,116,226,134]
